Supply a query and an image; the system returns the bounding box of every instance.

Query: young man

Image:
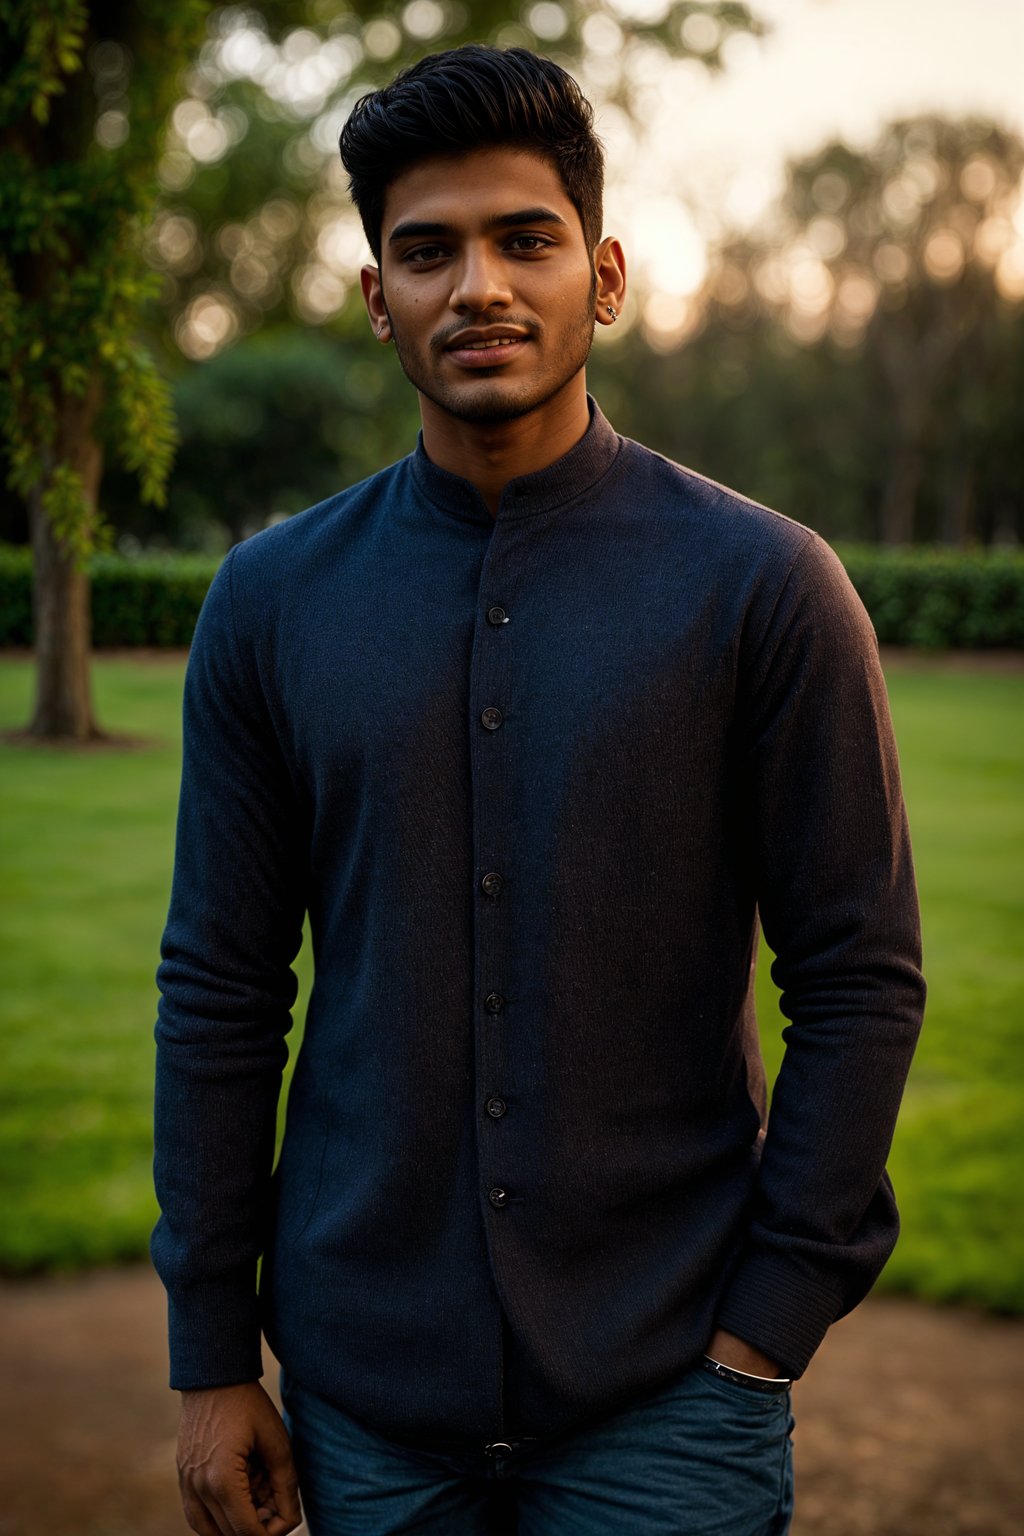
[153,44,926,1536]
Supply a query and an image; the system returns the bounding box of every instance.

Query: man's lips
[445,337,530,367]
[442,328,532,368]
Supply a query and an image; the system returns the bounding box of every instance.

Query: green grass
[755,663,1024,1310]
[0,658,306,1270]
[1,652,1022,1310]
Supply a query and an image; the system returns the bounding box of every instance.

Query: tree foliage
[0,1,214,565]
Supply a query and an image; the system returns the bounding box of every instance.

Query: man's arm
[710,532,927,1380]
[152,544,307,1534]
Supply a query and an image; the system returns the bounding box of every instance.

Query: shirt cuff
[164,1272,265,1391]
[711,1248,846,1379]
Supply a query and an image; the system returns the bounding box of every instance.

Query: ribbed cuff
[711,1249,845,1379]
[165,1274,265,1391]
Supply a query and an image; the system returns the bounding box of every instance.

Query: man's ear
[593,236,627,327]
[360,264,391,343]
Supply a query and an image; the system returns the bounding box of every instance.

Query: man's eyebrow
[387,207,569,245]
[486,207,568,231]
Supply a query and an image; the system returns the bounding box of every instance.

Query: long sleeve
[151,543,309,1390]
[711,531,927,1378]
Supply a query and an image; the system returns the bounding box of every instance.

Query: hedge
[1,540,1023,650]
[833,543,1024,651]
[0,545,219,648]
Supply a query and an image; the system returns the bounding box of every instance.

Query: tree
[0,2,217,738]
[707,115,1024,544]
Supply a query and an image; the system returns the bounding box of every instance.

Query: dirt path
[0,1266,1021,1536]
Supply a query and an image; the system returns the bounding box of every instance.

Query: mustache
[430,317,540,353]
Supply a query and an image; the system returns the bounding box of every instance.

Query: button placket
[468,554,516,1226]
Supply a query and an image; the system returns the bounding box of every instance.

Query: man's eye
[407,245,447,263]
[508,235,551,252]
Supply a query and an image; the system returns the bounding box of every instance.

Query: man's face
[366,147,600,425]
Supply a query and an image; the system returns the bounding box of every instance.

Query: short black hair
[338,44,604,264]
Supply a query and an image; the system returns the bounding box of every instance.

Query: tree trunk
[880,439,924,546]
[942,457,976,546]
[27,374,105,741]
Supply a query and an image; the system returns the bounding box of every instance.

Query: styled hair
[338,44,605,263]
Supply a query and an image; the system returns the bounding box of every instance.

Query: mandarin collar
[409,394,622,527]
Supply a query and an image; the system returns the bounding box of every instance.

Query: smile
[445,337,530,368]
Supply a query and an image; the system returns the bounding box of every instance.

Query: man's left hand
[705,1327,783,1378]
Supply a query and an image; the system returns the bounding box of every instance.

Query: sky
[600,0,1024,311]
[655,0,1024,185]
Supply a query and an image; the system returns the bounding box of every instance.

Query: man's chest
[265,516,743,817]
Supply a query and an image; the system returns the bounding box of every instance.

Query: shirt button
[486,605,509,626]
[484,992,505,1013]
[481,871,503,896]
[486,1097,507,1118]
[480,706,503,730]
[488,1187,508,1208]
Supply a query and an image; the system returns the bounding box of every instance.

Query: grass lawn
[1,650,1022,1309]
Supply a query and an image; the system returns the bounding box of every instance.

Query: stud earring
[606,304,618,321]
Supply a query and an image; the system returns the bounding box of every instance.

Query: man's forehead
[381,147,575,237]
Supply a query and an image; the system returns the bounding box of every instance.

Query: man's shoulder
[616,433,816,568]
[228,456,409,580]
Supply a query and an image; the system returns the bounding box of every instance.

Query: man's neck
[419,376,591,518]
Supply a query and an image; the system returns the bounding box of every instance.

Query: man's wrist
[179,1379,263,1398]
[705,1326,784,1380]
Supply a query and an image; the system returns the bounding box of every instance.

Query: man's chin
[417,376,567,426]
[444,395,538,425]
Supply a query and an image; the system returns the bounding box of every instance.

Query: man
[152,43,926,1536]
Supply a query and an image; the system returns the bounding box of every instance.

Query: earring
[376,323,387,339]
[606,304,618,321]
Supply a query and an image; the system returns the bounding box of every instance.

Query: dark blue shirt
[152,396,925,1447]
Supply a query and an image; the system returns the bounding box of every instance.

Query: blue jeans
[279,1360,796,1535]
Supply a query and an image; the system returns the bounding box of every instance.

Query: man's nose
[448,245,513,313]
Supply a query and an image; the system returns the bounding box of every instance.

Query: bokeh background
[1,2,1023,1533]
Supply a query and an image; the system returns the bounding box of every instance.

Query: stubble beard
[384,275,599,426]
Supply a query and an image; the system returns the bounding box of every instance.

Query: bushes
[87,554,220,647]
[0,544,32,645]
[0,544,219,647]
[835,544,1024,650]
[2,540,1023,649]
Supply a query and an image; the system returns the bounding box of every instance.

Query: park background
[1,1,1023,1533]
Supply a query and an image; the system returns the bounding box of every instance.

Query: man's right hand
[176,1382,302,1536]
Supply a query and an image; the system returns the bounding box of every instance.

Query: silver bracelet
[702,1354,793,1390]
